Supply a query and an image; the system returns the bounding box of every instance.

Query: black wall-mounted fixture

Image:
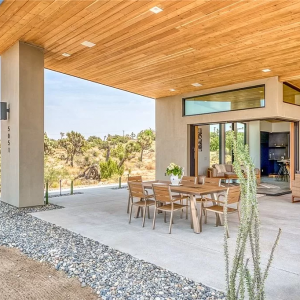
[0,102,10,120]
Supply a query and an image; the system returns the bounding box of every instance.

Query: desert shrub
[74,179,82,186]
[100,158,118,179]
[145,162,155,170]
[51,182,59,189]
[135,161,143,169]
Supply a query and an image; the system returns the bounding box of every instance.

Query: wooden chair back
[291,174,300,196]
[128,181,145,199]
[127,175,142,183]
[152,184,172,203]
[204,177,221,186]
[181,176,197,185]
[226,186,241,204]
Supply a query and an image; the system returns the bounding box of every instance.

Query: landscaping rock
[0,201,225,299]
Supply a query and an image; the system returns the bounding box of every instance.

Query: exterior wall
[1,41,44,207]
[155,77,300,179]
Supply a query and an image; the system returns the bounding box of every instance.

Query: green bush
[99,159,118,179]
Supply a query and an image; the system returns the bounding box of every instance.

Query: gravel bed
[0,201,225,300]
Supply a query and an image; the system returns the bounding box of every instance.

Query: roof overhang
[1,0,300,99]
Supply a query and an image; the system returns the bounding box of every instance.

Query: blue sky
[44,70,155,139]
[0,58,155,140]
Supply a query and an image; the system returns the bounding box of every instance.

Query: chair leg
[142,207,146,227]
[190,206,193,229]
[129,202,133,224]
[169,210,174,234]
[127,194,131,214]
[205,209,208,224]
[153,207,157,230]
[237,209,241,222]
[186,198,189,219]
[215,213,219,227]
[164,212,167,223]
[147,206,150,219]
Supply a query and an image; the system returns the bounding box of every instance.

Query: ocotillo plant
[224,131,281,300]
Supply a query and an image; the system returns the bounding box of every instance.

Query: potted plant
[166,163,184,185]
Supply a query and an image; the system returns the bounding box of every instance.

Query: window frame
[182,84,266,117]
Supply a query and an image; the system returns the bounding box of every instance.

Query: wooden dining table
[142,180,228,234]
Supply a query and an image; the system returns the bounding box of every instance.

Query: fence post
[60,179,62,196]
[45,182,49,205]
[71,180,73,195]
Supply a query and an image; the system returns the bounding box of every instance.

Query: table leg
[190,195,201,233]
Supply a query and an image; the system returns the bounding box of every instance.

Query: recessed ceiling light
[150,6,163,13]
[81,41,96,48]
[262,69,271,72]
[170,89,175,92]
[192,83,202,87]
[62,53,71,57]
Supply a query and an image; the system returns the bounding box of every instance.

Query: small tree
[59,131,87,167]
[111,141,139,188]
[137,129,155,162]
[111,141,139,168]
[87,135,103,147]
[130,132,136,140]
[224,132,281,300]
[44,132,57,156]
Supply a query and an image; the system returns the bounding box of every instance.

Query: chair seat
[157,203,187,211]
[133,200,155,207]
[205,205,237,213]
[172,194,189,200]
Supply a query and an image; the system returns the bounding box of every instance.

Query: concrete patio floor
[32,186,300,300]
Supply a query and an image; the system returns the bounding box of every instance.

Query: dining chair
[128,181,155,227]
[152,184,188,234]
[204,186,241,237]
[127,176,142,213]
[173,176,197,219]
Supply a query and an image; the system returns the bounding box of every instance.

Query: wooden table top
[142,180,227,195]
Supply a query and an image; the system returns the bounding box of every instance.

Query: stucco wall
[155,77,300,179]
[1,42,44,207]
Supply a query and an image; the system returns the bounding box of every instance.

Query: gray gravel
[0,201,225,300]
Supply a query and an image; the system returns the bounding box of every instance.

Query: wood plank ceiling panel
[1,0,300,98]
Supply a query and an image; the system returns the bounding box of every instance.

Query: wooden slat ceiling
[1,0,300,99]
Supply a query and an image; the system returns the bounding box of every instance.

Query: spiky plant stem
[224,131,281,300]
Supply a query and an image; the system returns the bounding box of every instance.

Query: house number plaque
[8,126,10,153]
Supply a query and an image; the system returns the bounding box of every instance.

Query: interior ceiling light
[192,83,202,87]
[262,69,271,72]
[150,6,163,13]
[170,89,175,91]
[81,41,96,47]
[62,53,71,57]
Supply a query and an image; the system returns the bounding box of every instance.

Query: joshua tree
[137,129,155,162]
[59,131,87,167]
[44,132,56,156]
[224,132,281,300]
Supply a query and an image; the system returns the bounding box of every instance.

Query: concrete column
[1,41,44,207]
